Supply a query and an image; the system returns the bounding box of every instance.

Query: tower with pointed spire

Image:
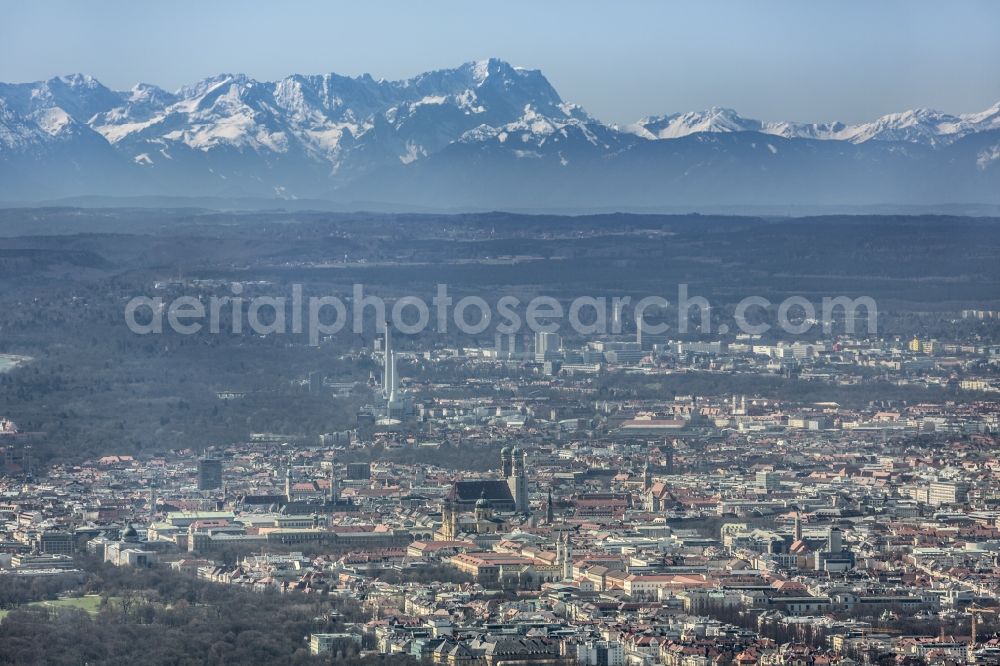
[284,462,293,502]
[387,350,399,404]
[546,490,554,524]
[382,320,394,398]
[561,533,572,579]
[382,320,410,418]
[328,463,339,505]
[440,500,453,540]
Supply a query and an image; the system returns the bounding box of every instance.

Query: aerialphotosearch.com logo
[123,283,878,344]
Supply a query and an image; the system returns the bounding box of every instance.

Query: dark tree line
[0,556,388,666]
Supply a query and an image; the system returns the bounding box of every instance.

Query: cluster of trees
[0,277,370,465]
[374,565,473,585]
[0,572,85,610]
[0,557,377,665]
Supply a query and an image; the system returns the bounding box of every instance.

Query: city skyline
[2,4,1000,663]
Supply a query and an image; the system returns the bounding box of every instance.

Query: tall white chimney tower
[383,321,393,398]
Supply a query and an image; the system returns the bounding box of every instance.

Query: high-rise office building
[197,458,223,491]
[308,371,323,393]
[755,470,780,492]
[534,331,561,361]
[347,462,372,480]
[495,332,522,359]
[929,480,970,506]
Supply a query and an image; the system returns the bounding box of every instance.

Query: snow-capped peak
[629,107,759,139]
[53,73,101,89]
[471,59,492,85]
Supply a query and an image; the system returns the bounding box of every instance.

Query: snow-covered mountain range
[1,59,998,208]
[627,104,1000,146]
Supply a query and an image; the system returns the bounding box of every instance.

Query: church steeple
[507,446,529,514]
[561,533,572,579]
[328,463,339,504]
[501,446,513,477]
[546,489,554,524]
[441,500,455,540]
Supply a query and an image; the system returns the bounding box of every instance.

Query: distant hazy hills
[1,59,999,209]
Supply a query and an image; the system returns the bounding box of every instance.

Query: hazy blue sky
[3,0,999,124]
